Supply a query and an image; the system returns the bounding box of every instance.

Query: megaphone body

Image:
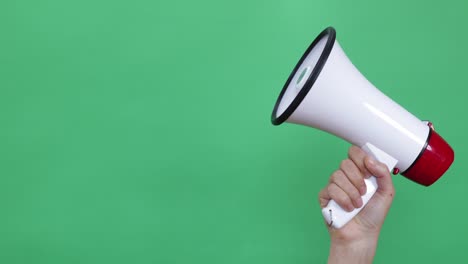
[271,27,454,229]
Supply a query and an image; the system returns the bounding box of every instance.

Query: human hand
[319,146,395,263]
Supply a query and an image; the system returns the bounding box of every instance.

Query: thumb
[354,156,395,232]
[364,156,395,196]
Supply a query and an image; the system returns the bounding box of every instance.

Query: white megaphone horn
[271,27,454,229]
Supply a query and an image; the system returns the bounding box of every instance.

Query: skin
[319,146,395,264]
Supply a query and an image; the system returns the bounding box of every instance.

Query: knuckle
[349,189,361,201]
[330,170,343,183]
[352,174,364,184]
[347,147,355,157]
[380,163,390,173]
[349,145,363,158]
[328,184,344,197]
[339,196,353,210]
[318,195,324,206]
[376,162,390,176]
[326,183,336,194]
[349,171,364,183]
[329,188,341,200]
[348,145,358,156]
[340,159,351,170]
[318,188,327,199]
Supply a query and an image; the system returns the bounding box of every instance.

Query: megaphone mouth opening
[271,27,336,125]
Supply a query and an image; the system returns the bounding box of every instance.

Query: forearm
[327,238,378,264]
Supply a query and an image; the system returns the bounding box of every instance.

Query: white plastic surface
[277,36,329,116]
[322,143,398,229]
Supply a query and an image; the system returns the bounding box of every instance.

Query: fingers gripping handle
[322,143,398,229]
[322,177,379,229]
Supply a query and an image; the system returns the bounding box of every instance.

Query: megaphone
[271,27,454,229]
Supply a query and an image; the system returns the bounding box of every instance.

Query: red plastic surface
[401,130,454,186]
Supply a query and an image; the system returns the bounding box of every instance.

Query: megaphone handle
[322,143,398,229]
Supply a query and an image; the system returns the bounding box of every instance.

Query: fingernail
[346,204,354,212]
[367,158,376,167]
[360,186,366,195]
[355,198,363,208]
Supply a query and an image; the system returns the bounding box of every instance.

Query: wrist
[328,237,379,264]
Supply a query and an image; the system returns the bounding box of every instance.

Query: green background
[0,0,466,263]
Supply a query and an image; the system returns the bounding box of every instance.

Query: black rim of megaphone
[271,27,336,125]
